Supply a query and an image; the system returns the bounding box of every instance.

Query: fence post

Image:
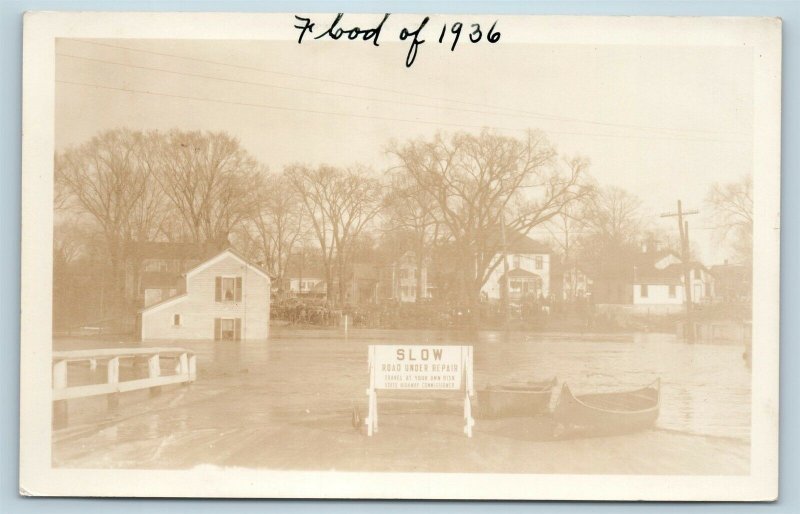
[148,354,161,397]
[107,357,120,410]
[178,352,189,379]
[188,354,197,381]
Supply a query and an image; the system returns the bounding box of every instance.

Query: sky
[54,33,754,264]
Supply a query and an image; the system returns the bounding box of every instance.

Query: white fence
[52,347,197,427]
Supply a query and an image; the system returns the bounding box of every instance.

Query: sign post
[366,345,474,437]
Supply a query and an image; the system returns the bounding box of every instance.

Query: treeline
[54,127,752,327]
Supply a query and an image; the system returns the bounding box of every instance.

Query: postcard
[19,11,781,500]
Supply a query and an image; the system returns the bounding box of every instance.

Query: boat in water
[553,378,660,437]
[477,377,557,419]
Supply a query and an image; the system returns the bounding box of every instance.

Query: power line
[56,79,744,144]
[60,51,745,143]
[65,38,749,139]
[58,52,748,145]
[55,78,526,133]
[57,52,635,132]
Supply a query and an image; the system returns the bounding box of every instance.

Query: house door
[214,317,242,342]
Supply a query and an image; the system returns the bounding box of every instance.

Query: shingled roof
[570,248,708,285]
[487,229,550,254]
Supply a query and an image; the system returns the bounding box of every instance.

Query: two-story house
[481,232,551,302]
[140,248,270,341]
[374,250,431,303]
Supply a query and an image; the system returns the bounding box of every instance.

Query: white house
[377,250,431,303]
[140,248,270,342]
[632,252,715,306]
[288,277,327,296]
[481,233,551,301]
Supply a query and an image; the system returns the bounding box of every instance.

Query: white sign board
[366,345,474,437]
[372,345,465,390]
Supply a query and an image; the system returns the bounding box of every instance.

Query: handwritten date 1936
[439,21,501,51]
[403,19,501,67]
[293,14,501,68]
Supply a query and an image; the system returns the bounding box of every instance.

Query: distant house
[140,248,270,342]
[283,257,327,298]
[376,250,431,303]
[481,232,551,302]
[552,260,591,301]
[124,240,225,309]
[345,263,380,304]
[570,246,715,308]
[632,251,715,306]
[288,276,327,297]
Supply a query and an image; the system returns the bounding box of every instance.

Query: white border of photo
[19,11,781,500]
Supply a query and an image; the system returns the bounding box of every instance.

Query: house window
[640,284,649,298]
[173,314,181,326]
[222,278,236,301]
[221,318,235,340]
[535,256,543,270]
[215,276,242,302]
[669,285,676,298]
[214,317,241,342]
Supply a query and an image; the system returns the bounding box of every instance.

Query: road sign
[365,345,475,437]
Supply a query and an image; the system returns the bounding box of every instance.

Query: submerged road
[52,327,751,474]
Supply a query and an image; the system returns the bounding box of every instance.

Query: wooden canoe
[553,378,660,436]
[477,377,557,419]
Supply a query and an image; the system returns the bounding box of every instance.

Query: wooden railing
[52,347,197,427]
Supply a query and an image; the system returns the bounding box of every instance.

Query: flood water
[55,327,751,442]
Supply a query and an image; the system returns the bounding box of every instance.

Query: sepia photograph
[19,12,781,500]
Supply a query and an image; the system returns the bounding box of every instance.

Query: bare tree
[55,128,169,319]
[53,216,90,270]
[155,130,263,244]
[579,185,644,253]
[568,184,648,291]
[286,165,383,305]
[126,131,173,242]
[241,172,307,296]
[382,169,442,301]
[544,177,598,261]
[706,175,753,264]
[545,188,596,300]
[390,130,590,305]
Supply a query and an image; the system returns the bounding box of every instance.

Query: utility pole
[500,211,511,328]
[661,200,699,342]
[298,246,304,297]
